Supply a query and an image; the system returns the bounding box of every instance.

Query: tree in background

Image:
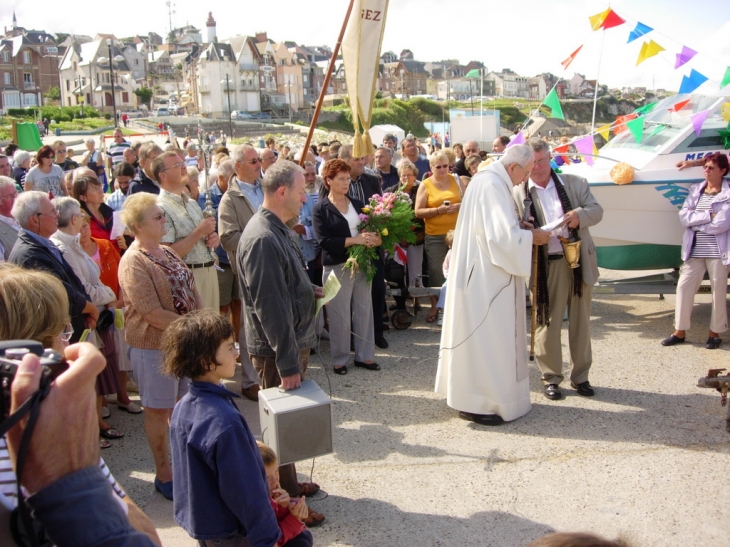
[134,86,153,108]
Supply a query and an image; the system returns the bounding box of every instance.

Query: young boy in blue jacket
[162,311,281,547]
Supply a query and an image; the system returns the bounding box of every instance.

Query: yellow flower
[380,228,389,236]
[361,207,371,213]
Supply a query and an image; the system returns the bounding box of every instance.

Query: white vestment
[435,161,534,421]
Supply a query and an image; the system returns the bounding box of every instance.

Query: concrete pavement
[100,267,730,547]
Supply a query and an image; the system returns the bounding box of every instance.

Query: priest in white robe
[435,144,550,425]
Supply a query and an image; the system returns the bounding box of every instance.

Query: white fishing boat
[559,94,730,271]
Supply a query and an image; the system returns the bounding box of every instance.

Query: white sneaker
[117,401,143,414]
[436,310,444,326]
[126,379,139,393]
[101,406,111,419]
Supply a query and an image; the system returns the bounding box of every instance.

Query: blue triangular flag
[678,69,709,94]
[627,22,653,43]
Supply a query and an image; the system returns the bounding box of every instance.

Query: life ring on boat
[610,162,635,185]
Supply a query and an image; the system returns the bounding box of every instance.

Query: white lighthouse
[206,12,216,43]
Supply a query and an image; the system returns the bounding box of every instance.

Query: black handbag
[96,309,114,332]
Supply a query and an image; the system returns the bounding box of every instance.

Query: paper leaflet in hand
[315,270,342,316]
[541,216,569,235]
[110,211,126,239]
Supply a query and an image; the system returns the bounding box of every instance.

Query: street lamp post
[97,41,125,127]
[221,74,233,139]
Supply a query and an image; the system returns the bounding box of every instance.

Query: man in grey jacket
[236,160,325,526]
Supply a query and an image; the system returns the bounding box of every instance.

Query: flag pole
[299,0,356,167]
[590,30,606,134]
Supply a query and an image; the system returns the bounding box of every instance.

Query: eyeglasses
[60,323,74,342]
[239,158,261,164]
[36,210,59,219]
[0,191,18,201]
[149,212,166,221]
[533,158,551,167]
[433,164,448,170]
[401,174,416,179]
[56,149,67,153]
[161,161,186,172]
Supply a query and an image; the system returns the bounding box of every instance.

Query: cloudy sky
[7,0,730,93]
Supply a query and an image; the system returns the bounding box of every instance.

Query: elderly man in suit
[8,191,99,342]
[513,138,603,401]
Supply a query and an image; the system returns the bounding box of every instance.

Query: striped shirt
[108,139,131,168]
[690,192,720,258]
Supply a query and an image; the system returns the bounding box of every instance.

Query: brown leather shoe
[304,507,325,527]
[297,481,320,497]
[240,384,260,402]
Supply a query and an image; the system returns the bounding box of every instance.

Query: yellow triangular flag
[597,123,611,142]
[636,40,665,66]
[589,8,610,31]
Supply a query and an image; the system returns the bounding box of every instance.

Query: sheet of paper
[316,270,342,316]
[542,216,569,234]
[110,211,126,239]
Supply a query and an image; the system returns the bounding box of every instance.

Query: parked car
[231,110,254,120]
[155,107,169,117]
[256,112,272,120]
[125,110,144,118]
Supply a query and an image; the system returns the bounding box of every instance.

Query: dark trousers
[371,257,386,336]
[283,530,313,547]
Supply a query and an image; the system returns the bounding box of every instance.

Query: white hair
[500,144,533,169]
[12,191,48,228]
[52,196,81,228]
[232,144,255,163]
[13,150,31,165]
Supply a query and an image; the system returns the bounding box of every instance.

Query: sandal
[100,438,112,449]
[297,482,320,498]
[426,310,438,323]
[100,427,124,439]
[334,365,348,375]
[304,507,325,528]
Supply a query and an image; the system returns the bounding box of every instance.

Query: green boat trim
[597,244,681,271]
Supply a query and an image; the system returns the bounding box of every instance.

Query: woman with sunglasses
[415,151,465,323]
[23,144,66,197]
[118,192,202,500]
[662,153,730,350]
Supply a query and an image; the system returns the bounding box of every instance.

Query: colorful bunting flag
[553,143,570,164]
[561,45,583,70]
[670,99,691,112]
[573,135,595,166]
[647,124,667,139]
[600,9,626,30]
[506,132,525,148]
[717,121,730,149]
[636,40,665,66]
[674,46,697,69]
[589,8,610,31]
[691,110,710,136]
[465,69,482,78]
[634,102,658,115]
[678,69,708,94]
[596,123,612,142]
[543,88,565,120]
[626,116,645,143]
[721,67,730,89]
[627,22,653,43]
[614,113,638,135]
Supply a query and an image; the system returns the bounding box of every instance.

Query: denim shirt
[170,381,280,546]
[298,191,320,263]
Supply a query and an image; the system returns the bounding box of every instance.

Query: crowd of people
[0,123,726,546]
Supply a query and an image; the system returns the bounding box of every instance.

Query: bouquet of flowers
[344,189,417,281]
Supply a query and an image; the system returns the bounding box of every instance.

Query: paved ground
[100,267,730,547]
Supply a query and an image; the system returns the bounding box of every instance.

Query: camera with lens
[0,341,68,422]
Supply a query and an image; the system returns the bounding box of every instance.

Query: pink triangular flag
[573,135,595,167]
[690,109,710,136]
[674,46,698,69]
[506,131,525,148]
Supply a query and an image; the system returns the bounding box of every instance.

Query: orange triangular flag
[561,45,583,70]
[553,143,570,164]
[589,8,610,30]
[670,99,691,112]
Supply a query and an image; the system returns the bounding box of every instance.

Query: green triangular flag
[465,69,481,78]
[647,124,666,139]
[543,88,564,120]
[634,101,658,115]
[626,116,645,143]
[721,66,730,89]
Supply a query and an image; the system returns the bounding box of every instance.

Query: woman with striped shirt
[662,153,730,350]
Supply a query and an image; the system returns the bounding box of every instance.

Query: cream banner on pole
[341,0,389,158]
